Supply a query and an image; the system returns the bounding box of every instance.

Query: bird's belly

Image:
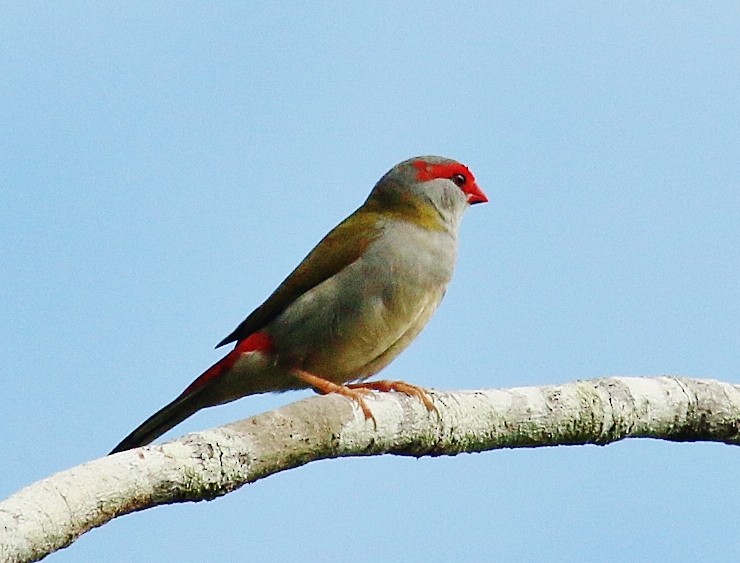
[268,230,453,383]
[271,287,443,383]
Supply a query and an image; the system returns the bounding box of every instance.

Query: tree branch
[2,375,739,562]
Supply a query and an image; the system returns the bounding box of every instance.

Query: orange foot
[293,370,376,423]
[348,379,436,412]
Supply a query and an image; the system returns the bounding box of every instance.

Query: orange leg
[293,370,377,423]
[347,379,436,412]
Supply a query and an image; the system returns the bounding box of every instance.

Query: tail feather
[109,333,275,455]
[109,391,204,454]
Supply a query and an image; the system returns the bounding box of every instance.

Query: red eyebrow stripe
[413,160,475,182]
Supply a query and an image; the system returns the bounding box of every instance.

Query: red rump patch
[234,331,273,355]
[413,159,475,183]
[180,331,272,396]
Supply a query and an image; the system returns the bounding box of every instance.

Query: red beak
[466,182,488,205]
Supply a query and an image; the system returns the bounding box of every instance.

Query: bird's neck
[363,194,456,234]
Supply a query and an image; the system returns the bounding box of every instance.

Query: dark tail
[109,341,262,454]
[109,392,204,454]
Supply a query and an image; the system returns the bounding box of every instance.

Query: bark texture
[1,376,739,562]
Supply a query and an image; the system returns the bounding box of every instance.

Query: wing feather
[216,208,383,347]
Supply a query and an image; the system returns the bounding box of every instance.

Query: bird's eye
[451,173,467,187]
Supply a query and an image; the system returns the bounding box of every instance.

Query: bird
[110,155,487,454]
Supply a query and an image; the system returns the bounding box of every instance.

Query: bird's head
[366,155,488,231]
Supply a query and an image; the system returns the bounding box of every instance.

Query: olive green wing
[216,208,382,347]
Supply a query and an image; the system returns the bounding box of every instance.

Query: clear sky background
[2,3,739,562]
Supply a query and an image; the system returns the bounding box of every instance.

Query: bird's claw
[293,369,378,425]
[347,379,436,412]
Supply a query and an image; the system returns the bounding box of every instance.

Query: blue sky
[1,2,739,561]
